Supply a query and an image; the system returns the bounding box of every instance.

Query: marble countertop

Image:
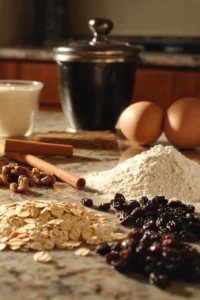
[0,111,200,300]
[0,46,200,68]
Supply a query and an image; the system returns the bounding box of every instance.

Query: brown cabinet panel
[1,60,200,111]
[172,70,200,100]
[18,62,61,107]
[0,61,19,79]
[132,69,174,110]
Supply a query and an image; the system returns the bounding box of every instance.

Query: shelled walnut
[2,163,30,183]
[0,163,56,193]
[30,168,56,186]
[10,175,30,193]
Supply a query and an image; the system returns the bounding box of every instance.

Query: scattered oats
[24,218,36,224]
[19,247,29,252]
[0,243,7,251]
[56,241,82,250]
[0,237,9,243]
[30,207,39,218]
[7,210,17,217]
[35,203,48,208]
[0,199,123,252]
[75,247,91,256]
[48,219,63,226]
[111,233,126,240]
[33,251,53,263]
[29,242,44,251]
[17,211,30,218]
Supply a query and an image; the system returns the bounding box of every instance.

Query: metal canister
[54,18,140,131]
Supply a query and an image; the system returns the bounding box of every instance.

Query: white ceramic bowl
[0,80,43,137]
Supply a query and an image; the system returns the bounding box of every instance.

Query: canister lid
[54,18,140,62]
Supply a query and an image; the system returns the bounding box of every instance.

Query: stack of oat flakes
[0,200,125,262]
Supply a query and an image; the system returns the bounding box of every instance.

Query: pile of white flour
[85,145,200,201]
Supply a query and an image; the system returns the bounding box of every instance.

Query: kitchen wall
[0,0,34,45]
[65,0,200,37]
[0,0,200,46]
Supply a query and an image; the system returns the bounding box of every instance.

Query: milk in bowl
[0,80,43,137]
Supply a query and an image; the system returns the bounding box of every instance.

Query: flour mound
[85,145,200,201]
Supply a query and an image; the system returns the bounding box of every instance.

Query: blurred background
[1,0,200,47]
[0,0,200,111]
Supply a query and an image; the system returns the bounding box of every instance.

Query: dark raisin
[140,232,160,248]
[166,219,181,232]
[143,219,157,231]
[116,211,129,223]
[174,207,188,217]
[168,200,183,208]
[80,198,93,207]
[120,215,133,226]
[162,238,182,249]
[135,217,145,227]
[185,205,195,213]
[149,272,170,289]
[148,243,162,256]
[114,193,126,202]
[114,260,130,273]
[111,242,122,252]
[151,196,168,206]
[105,251,120,264]
[127,200,140,210]
[130,207,145,218]
[139,196,149,206]
[99,203,110,211]
[110,199,125,211]
[188,222,200,237]
[180,231,199,243]
[145,210,157,218]
[144,262,156,275]
[120,203,131,212]
[96,243,111,256]
[127,229,143,242]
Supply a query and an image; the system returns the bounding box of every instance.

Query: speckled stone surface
[0,46,200,68]
[0,112,200,300]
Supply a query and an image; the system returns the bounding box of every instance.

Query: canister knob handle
[89,18,113,43]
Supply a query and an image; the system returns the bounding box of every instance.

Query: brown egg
[164,97,200,149]
[119,101,164,145]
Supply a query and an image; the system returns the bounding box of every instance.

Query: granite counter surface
[0,112,200,300]
[0,46,200,68]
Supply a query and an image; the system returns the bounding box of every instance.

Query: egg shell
[164,97,200,149]
[119,101,164,145]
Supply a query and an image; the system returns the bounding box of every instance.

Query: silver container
[54,18,140,132]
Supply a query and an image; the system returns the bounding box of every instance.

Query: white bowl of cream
[0,80,43,137]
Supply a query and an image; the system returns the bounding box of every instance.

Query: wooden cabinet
[0,59,200,110]
[0,61,19,79]
[133,69,200,110]
[0,60,61,109]
[172,70,200,100]
[133,69,174,110]
[18,62,61,107]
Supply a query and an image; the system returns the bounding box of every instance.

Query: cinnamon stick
[5,139,73,157]
[0,145,85,190]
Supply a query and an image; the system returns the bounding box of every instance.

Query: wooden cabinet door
[18,62,61,107]
[132,69,174,110]
[0,61,19,79]
[172,70,200,100]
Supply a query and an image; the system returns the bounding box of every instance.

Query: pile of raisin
[110,194,200,242]
[96,228,200,289]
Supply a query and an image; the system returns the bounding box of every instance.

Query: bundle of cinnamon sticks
[0,139,86,190]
